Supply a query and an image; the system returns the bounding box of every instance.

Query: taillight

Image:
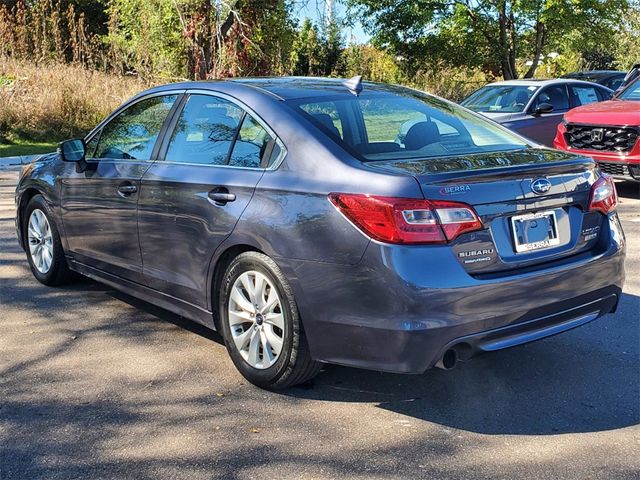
[589,174,617,215]
[328,193,482,244]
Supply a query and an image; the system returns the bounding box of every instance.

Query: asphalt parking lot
[0,168,638,480]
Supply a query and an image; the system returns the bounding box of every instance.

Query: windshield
[290,91,529,162]
[461,85,538,113]
[618,78,640,100]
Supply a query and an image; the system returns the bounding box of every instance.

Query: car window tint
[300,102,343,138]
[267,141,284,167]
[571,86,600,106]
[95,95,177,161]
[618,79,640,100]
[165,94,243,165]
[85,132,100,159]
[360,98,425,143]
[607,78,623,91]
[534,86,569,111]
[462,85,537,113]
[228,114,275,168]
[292,95,527,161]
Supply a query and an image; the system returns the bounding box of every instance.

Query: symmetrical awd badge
[531,178,552,195]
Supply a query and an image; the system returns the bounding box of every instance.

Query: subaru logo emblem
[591,128,604,142]
[531,178,551,195]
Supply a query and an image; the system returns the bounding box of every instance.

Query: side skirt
[67,258,217,330]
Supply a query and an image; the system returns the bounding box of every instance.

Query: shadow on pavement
[71,280,640,437]
[284,291,640,436]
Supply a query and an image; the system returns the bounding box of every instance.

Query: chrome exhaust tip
[435,348,458,370]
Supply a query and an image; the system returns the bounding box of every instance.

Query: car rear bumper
[282,213,626,374]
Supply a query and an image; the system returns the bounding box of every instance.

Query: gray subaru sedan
[15,77,625,389]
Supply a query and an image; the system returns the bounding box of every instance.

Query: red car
[553,77,640,181]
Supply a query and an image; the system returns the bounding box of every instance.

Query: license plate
[511,210,560,253]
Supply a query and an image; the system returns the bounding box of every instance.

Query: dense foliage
[0,0,638,144]
[348,0,638,79]
[2,0,636,84]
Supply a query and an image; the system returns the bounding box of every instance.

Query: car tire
[23,194,74,286]
[219,251,322,389]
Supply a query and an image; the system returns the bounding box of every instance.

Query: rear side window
[95,95,177,161]
[291,93,527,161]
[164,93,284,168]
[165,95,243,165]
[229,114,277,168]
[570,85,600,106]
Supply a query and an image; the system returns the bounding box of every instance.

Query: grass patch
[0,57,150,145]
[0,138,58,157]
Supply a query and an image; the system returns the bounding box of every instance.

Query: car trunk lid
[367,148,604,275]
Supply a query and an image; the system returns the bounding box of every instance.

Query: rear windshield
[290,91,529,162]
[461,85,538,113]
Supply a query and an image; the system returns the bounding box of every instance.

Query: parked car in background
[562,70,626,91]
[553,76,640,182]
[461,79,613,146]
[15,77,625,389]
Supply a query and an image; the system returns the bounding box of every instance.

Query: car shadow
[101,278,639,437]
[284,291,639,436]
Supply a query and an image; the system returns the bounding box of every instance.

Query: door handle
[208,188,236,205]
[117,183,138,195]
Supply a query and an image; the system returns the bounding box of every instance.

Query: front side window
[461,85,538,113]
[619,78,640,100]
[165,94,243,165]
[292,92,528,162]
[95,95,177,161]
[532,85,569,112]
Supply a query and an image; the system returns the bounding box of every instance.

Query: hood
[564,100,640,125]
[476,111,514,123]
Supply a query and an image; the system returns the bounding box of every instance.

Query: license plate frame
[511,210,560,253]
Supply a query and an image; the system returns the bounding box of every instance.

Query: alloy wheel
[228,271,285,369]
[27,209,53,274]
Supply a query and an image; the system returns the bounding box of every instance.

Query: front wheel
[23,194,74,286]
[219,252,321,389]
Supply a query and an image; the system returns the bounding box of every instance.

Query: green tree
[290,18,322,75]
[320,16,343,75]
[348,0,631,79]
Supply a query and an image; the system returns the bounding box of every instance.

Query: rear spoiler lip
[368,149,596,184]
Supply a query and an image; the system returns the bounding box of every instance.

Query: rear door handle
[117,183,138,195]
[208,188,236,205]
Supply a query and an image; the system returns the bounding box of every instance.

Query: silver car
[461,79,613,146]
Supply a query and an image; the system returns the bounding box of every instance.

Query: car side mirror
[534,103,554,116]
[58,139,86,162]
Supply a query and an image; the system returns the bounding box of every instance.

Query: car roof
[483,78,608,87]
[140,77,407,101]
[563,70,624,78]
